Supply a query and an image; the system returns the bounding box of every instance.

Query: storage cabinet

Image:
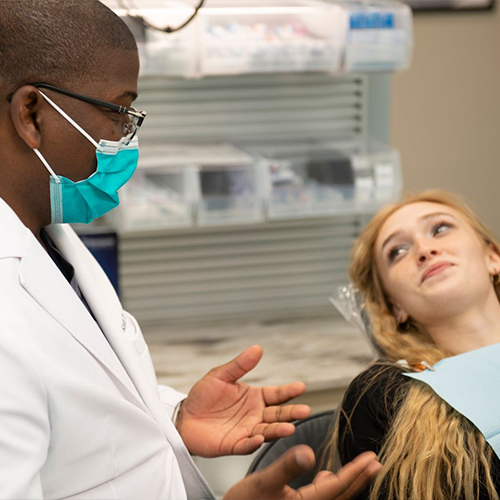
[104,0,413,78]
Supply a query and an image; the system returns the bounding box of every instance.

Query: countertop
[144,317,375,395]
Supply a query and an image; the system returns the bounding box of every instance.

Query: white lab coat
[0,197,215,500]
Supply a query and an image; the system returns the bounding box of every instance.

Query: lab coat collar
[0,198,214,499]
[0,196,30,259]
[0,196,145,410]
[48,224,216,500]
[43,223,152,412]
[20,235,146,409]
[46,224,178,420]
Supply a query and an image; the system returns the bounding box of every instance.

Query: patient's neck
[424,293,500,356]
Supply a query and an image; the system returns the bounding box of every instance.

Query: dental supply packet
[405,342,500,459]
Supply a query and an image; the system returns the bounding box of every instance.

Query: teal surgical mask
[33,91,139,224]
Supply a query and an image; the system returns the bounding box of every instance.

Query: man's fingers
[222,445,315,500]
[209,345,263,383]
[257,445,316,488]
[262,382,307,405]
[312,470,334,484]
[262,404,311,424]
[252,422,297,440]
[298,451,381,500]
[232,435,265,455]
[333,456,382,500]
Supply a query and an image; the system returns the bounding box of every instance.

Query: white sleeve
[0,330,50,499]
[158,385,187,421]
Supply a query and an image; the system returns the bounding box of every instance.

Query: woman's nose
[416,241,439,263]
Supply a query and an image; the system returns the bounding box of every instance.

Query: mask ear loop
[37,90,101,151]
[33,148,61,184]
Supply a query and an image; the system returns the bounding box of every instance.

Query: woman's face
[374,201,500,325]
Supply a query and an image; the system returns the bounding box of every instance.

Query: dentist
[0,1,380,498]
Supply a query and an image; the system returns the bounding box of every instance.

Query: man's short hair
[0,0,137,98]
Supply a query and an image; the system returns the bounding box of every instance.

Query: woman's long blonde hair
[325,189,500,500]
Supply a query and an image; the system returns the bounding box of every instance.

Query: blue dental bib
[405,342,500,458]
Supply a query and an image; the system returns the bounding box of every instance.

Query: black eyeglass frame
[7,83,147,143]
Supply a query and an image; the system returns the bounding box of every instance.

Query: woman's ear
[391,301,409,325]
[486,243,500,276]
[9,86,44,150]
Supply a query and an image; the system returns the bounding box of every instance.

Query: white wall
[391,7,500,236]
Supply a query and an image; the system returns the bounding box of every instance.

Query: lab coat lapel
[0,197,131,394]
[47,225,165,419]
[49,226,216,500]
[19,231,143,408]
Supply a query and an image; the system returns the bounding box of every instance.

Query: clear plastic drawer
[340,0,413,72]
[196,161,267,226]
[241,139,402,219]
[106,145,198,230]
[110,142,268,228]
[103,0,199,77]
[198,0,345,75]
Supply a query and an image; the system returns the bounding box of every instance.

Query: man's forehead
[89,49,139,102]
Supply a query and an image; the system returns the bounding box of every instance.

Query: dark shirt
[338,363,500,499]
[40,228,96,320]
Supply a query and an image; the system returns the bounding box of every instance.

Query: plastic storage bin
[241,139,401,219]
[106,144,198,231]
[191,143,269,225]
[198,0,346,75]
[340,0,413,72]
[103,0,199,77]
[106,0,413,77]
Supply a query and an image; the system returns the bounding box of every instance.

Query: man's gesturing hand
[176,345,311,457]
[223,446,382,500]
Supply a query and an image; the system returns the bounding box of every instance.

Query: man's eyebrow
[380,211,459,252]
[116,90,138,102]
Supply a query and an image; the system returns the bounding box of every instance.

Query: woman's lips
[421,262,454,283]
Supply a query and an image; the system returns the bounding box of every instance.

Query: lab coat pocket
[121,310,147,356]
[121,310,158,386]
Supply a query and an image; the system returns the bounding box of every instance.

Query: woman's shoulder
[346,361,411,397]
[338,361,413,464]
[341,361,413,423]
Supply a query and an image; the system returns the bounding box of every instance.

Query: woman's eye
[388,246,406,262]
[432,222,453,236]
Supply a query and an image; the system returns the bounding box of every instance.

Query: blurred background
[82,2,500,494]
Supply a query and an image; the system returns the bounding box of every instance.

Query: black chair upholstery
[247,409,337,489]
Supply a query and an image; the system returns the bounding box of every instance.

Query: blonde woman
[324,189,500,500]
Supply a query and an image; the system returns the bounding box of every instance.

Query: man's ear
[9,86,44,150]
[486,243,500,276]
[390,301,409,325]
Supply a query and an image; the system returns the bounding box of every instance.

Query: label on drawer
[349,12,395,30]
[375,163,395,187]
[345,28,408,71]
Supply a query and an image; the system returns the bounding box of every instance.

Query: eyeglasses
[7,83,147,145]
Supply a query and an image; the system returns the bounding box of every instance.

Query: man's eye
[101,108,121,121]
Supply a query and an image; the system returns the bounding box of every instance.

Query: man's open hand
[223,446,382,500]
[176,345,311,457]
